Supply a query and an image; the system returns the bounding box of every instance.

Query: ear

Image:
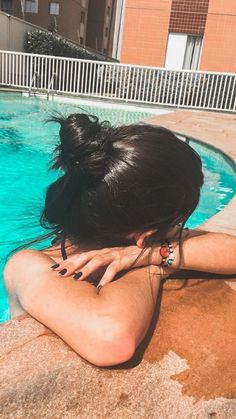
[135,229,157,248]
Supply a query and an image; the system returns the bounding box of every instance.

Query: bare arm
[50,230,236,287]
[174,230,236,274]
[3,249,162,367]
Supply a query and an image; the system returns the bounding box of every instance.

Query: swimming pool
[0,93,236,322]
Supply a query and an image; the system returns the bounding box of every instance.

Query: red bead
[160,247,170,258]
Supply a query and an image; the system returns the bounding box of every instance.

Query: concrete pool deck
[0,109,236,418]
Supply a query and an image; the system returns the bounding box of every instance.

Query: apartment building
[119,0,236,73]
[86,0,117,57]
[0,0,13,14]
[0,0,118,56]
[3,0,89,45]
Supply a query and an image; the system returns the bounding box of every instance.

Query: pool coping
[0,88,174,115]
[145,109,236,235]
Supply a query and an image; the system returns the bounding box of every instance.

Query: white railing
[0,50,236,112]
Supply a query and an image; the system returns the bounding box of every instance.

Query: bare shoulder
[182,228,209,239]
[3,249,55,281]
[3,249,57,319]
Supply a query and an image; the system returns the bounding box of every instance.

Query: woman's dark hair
[41,113,203,248]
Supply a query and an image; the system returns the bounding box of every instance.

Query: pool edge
[146,109,236,235]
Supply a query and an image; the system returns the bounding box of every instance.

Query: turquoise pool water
[0,94,236,322]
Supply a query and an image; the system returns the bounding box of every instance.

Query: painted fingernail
[51,263,59,269]
[73,272,83,280]
[96,285,102,294]
[59,269,67,276]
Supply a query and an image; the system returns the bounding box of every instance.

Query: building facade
[0,0,118,57]
[16,0,89,46]
[0,0,14,14]
[86,0,117,57]
[120,0,236,73]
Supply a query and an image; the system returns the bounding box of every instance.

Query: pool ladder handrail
[47,73,57,100]
[29,72,39,96]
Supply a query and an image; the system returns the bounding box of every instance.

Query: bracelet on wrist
[160,240,175,267]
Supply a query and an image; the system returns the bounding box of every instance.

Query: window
[80,37,84,45]
[105,27,109,37]
[25,0,38,13]
[165,33,202,70]
[183,36,202,70]
[49,2,59,15]
[107,5,110,16]
[80,10,85,24]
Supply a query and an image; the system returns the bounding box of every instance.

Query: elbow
[73,320,137,367]
[90,344,135,368]
[101,336,136,367]
[87,336,136,368]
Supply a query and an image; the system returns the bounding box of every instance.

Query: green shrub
[24,30,107,61]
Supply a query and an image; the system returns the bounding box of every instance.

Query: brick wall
[169,0,209,35]
[200,0,236,72]
[120,0,172,66]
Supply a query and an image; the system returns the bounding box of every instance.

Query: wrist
[149,245,162,265]
[171,242,180,269]
[149,242,180,269]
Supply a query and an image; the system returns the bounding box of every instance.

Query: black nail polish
[73,272,83,280]
[96,285,102,294]
[51,263,59,269]
[59,269,67,275]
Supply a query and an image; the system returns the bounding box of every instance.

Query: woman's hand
[51,245,167,288]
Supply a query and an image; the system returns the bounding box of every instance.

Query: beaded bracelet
[160,241,175,267]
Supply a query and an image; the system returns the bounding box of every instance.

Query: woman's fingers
[96,262,120,290]
[51,250,102,276]
[73,255,120,282]
[53,252,118,279]
[50,246,147,283]
[51,248,122,277]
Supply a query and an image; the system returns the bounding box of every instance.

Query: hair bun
[51,113,113,182]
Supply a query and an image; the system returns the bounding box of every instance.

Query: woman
[3,113,236,367]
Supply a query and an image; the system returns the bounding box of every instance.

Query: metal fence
[0,50,236,112]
